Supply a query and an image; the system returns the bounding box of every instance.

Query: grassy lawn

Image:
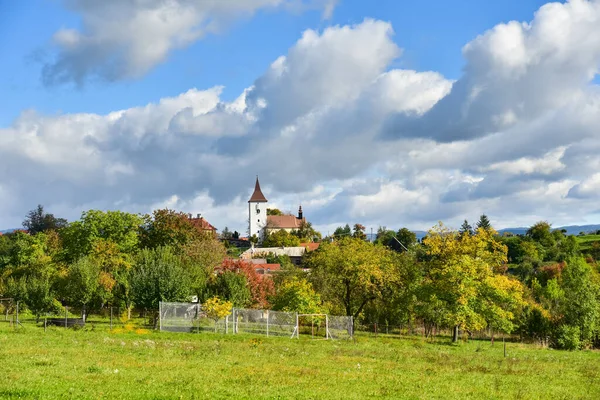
[0,323,599,399]
[576,234,600,252]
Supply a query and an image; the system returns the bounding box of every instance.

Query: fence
[159,302,353,339]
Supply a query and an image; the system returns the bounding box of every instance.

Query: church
[248,177,306,242]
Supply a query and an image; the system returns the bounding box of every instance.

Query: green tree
[476,214,492,231]
[271,278,322,314]
[130,247,191,312]
[63,257,100,313]
[22,205,67,234]
[208,271,251,307]
[333,224,352,238]
[262,229,301,247]
[267,208,283,216]
[394,228,417,252]
[526,221,556,249]
[139,209,207,251]
[61,210,143,262]
[306,237,396,320]
[459,220,473,236]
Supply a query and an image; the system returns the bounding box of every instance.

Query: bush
[555,325,581,350]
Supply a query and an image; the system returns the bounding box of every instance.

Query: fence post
[295,313,299,339]
[225,314,229,334]
[110,307,113,330]
[266,310,269,337]
[16,301,19,327]
[350,316,354,339]
[65,306,68,328]
[159,302,162,332]
[326,315,329,340]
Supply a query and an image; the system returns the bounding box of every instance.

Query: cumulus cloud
[42,0,339,85]
[4,1,600,233]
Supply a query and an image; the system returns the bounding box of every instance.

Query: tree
[352,224,367,241]
[526,221,555,248]
[182,239,227,301]
[63,257,100,314]
[61,210,143,262]
[267,208,283,216]
[394,228,417,252]
[22,205,67,234]
[459,220,473,236]
[139,209,205,251]
[203,296,233,332]
[476,215,492,231]
[271,278,323,314]
[220,227,233,240]
[208,271,251,307]
[130,247,191,313]
[292,221,321,243]
[420,223,517,342]
[333,224,352,238]
[262,229,301,247]
[219,259,274,308]
[306,237,396,320]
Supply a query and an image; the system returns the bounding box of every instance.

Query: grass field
[0,323,599,399]
[576,234,600,252]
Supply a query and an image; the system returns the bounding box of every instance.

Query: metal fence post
[295,313,299,339]
[266,310,269,337]
[65,306,68,328]
[110,307,113,330]
[159,302,162,331]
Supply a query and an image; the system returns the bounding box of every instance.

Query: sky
[1,0,600,235]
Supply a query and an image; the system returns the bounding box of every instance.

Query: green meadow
[0,323,599,399]
[576,234,600,252]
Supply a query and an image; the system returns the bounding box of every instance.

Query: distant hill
[499,224,600,236]
[0,229,17,234]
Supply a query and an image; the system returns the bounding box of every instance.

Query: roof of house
[267,215,305,229]
[253,263,281,276]
[189,216,217,231]
[300,242,320,251]
[248,176,268,203]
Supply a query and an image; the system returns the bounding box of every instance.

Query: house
[248,176,307,241]
[187,213,217,237]
[240,245,318,266]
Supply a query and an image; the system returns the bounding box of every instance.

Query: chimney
[298,205,303,220]
[197,213,201,219]
[188,213,192,219]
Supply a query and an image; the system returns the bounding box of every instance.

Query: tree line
[1,207,599,350]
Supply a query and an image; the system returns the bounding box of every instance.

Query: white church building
[248,177,306,242]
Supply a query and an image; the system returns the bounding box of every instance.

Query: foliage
[130,247,191,311]
[267,208,283,216]
[333,224,351,238]
[61,210,143,262]
[262,229,300,247]
[291,221,321,243]
[208,271,251,307]
[271,278,322,314]
[476,214,492,231]
[352,224,367,241]
[306,237,396,319]
[22,205,67,234]
[203,296,233,331]
[219,259,274,309]
[139,209,207,251]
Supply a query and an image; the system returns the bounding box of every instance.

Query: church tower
[248,176,268,241]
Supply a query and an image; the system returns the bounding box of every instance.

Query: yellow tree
[306,237,397,320]
[422,223,525,341]
[203,296,233,332]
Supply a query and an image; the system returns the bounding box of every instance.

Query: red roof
[300,243,320,251]
[248,176,268,203]
[252,263,281,275]
[189,216,217,231]
[267,215,305,229]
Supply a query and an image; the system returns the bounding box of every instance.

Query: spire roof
[248,176,268,203]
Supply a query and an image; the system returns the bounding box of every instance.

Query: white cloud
[43,0,339,85]
[4,2,600,233]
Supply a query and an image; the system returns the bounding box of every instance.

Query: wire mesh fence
[159,302,353,340]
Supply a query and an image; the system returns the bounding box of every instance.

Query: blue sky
[0,0,549,125]
[1,0,599,234]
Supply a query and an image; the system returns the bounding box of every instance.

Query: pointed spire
[248,176,268,203]
[298,205,303,219]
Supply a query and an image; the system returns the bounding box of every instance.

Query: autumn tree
[267,208,283,216]
[352,224,367,241]
[203,296,233,332]
[271,278,323,314]
[459,220,473,236]
[139,209,204,251]
[306,237,396,320]
[218,259,274,309]
[333,224,352,238]
[420,223,523,342]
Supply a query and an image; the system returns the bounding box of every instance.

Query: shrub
[555,325,580,350]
